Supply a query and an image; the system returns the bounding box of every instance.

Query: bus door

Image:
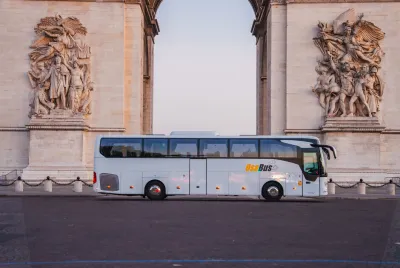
[189,158,207,195]
[302,151,320,196]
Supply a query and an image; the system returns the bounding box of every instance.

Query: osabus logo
[245,164,277,172]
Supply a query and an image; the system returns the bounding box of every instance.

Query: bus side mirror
[322,148,330,160]
[310,144,337,159]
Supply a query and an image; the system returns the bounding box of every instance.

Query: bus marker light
[130,186,134,189]
[107,185,111,189]
[216,186,220,190]
[176,186,181,189]
[242,186,246,190]
[298,181,302,186]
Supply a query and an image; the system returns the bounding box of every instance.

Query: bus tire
[145,180,166,201]
[261,181,283,201]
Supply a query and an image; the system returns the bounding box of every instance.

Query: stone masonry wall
[267,2,400,178]
[0,0,145,174]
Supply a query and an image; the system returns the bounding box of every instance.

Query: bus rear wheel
[145,181,166,201]
[261,182,283,201]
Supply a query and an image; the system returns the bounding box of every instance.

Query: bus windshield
[303,152,319,175]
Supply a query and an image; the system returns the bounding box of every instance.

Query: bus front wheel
[261,182,283,201]
[145,181,166,201]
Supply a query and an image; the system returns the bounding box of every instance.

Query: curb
[0,194,398,200]
[320,196,400,200]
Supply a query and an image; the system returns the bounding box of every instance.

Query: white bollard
[44,178,52,192]
[73,180,83,192]
[357,180,366,195]
[15,178,23,192]
[328,181,335,195]
[388,182,396,196]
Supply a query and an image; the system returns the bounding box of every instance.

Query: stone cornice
[251,0,269,37]
[26,0,125,2]
[284,129,322,134]
[24,126,126,132]
[285,127,400,134]
[0,127,28,132]
[90,127,126,132]
[26,125,90,131]
[140,0,160,40]
[382,129,400,134]
[0,125,126,132]
[320,117,386,133]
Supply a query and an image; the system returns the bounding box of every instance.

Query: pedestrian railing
[0,176,92,193]
[327,178,400,195]
[1,176,400,196]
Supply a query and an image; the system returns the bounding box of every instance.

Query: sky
[153,0,257,136]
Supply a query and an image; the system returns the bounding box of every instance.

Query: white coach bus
[93,131,337,201]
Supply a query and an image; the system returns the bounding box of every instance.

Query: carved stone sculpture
[312,9,385,118]
[28,14,94,117]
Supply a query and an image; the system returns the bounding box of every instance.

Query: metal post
[388,180,396,196]
[44,176,52,192]
[73,177,83,193]
[15,177,23,192]
[327,179,335,195]
[357,179,366,195]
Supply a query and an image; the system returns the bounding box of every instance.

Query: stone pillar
[143,31,154,134]
[260,32,269,135]
[252,6,269,135]
[256,35,265,135]
[124,2,145,134]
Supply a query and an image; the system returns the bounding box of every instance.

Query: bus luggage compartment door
[189,159,207,195]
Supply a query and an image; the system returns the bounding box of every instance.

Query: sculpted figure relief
[312,9,385,118]
[28,14,94,117]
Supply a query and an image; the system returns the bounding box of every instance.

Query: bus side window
[199,139,228,158]
[169,139,198,157]
[260,140,297,158]
[100,138,142,158]
[143,139,168,157]
[229,139,258,158]
[303,152,319,175]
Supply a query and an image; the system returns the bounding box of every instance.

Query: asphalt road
[1,196,400,268]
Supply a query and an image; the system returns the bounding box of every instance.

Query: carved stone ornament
[312,9,385,118]
[27,14,94,118]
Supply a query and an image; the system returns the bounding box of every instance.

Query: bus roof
[95,133,320,142]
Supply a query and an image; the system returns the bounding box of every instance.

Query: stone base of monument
[22,109,92,182]
[21,166,92,182]
[321,116,388,182]
[326,170,389,182]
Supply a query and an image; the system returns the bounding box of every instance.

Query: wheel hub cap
[149,185,162,195]
[267,186,279,197]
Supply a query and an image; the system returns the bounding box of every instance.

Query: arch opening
[151,0,258,135]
